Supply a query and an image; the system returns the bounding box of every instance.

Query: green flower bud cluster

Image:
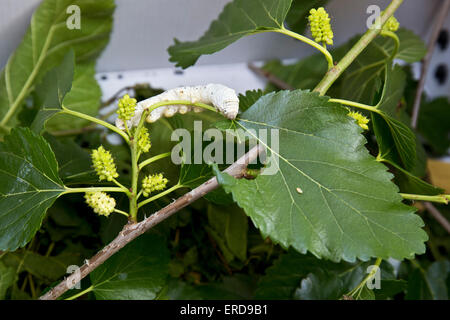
[142,173,168,197]
[138,127,151,153]
[117,94,137,121]
[85,192,116,217]
[348,110,370,130]
[92,146,119,181]
[383,14,400,32]
[308,7,334,45]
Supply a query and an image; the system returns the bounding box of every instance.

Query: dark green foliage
[0,0,447,302]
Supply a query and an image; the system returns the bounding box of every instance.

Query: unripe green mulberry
[117,94,137,121]
[91,146,119,181]
[138,127,151,153]
[85,192,116,217]
[308,7,334,45]
[142,173,168,197]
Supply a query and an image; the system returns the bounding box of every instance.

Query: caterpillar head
[204,84,239,119]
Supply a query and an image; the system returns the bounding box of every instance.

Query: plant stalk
[61,107,130,144]
[381,30,400,61]
[400,193,449,204]
[138,152,172,171]
[328,98,381,114]
[63,187,127,195]
[137,184,184,209]
[275,27,334,69]
[129,141,139,222]
[65,285,94,301]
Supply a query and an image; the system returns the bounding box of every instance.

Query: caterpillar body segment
[115,84,239,130]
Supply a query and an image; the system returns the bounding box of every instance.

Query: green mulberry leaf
[254,250,352,299]
[214,90,427,262]
[0,262,16,299]
[294,270,345,300]
[0,0,115,127]
[385,159,444,196]
[168,0,292,68]
[239,89,264,112]
[406,260,450,300]
[207,204,248,262]
[45,62,101,132]
[89,234,170,300]
[31,50,75,134]
[340,28,426,105]
[0,128,65,251]
[417,97,450,155]
[373,64,417,171]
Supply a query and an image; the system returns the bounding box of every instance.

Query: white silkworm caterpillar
[115,84,239,130]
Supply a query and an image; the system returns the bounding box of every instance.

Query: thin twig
[411,0,450,129]
[101,85,136,108]
[248,63,294,90]
[50,124,99,137]
[49,110,117,137]
[424,202,450,234]
[48,85,140,137]
[39,145,264,300]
